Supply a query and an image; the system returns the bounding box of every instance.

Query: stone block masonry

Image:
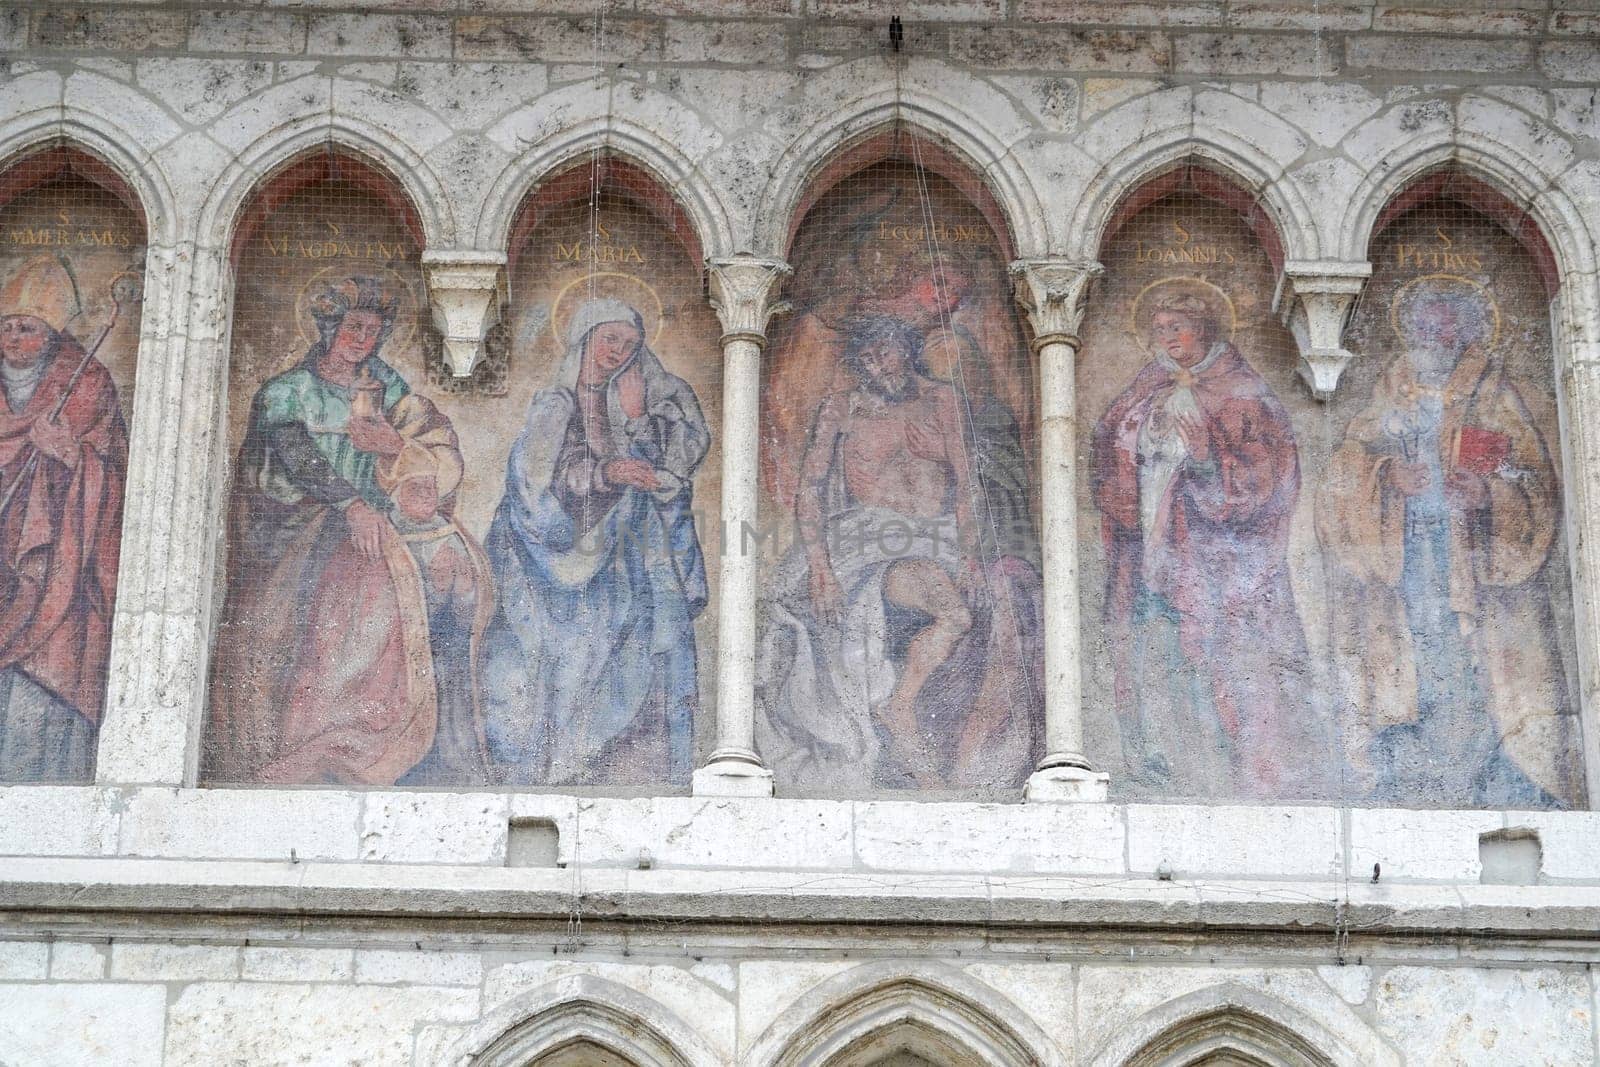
[1,1,1599,1063]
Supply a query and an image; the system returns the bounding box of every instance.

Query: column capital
[1009,258,1103,352]
[707,255,791,345]
[422,251,508,378]
[1275,260,1372,400]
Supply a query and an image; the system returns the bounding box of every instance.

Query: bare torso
[837,383,956,518]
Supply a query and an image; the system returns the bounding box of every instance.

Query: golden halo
[550,272,664,349]
[1130,276,1237,343]
[292,265,419,364]
[1390,273,1501,348]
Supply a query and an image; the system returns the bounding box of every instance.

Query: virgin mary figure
[480,298,709,785]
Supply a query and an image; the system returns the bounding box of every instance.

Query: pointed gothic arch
[748,963,1062,1067]
[502,152,706,275]
[1064,127,1317,269]
[1087,983,1395,1067]
[440,975,722,1067]
[1092,161,1290,275]
[770,123,1021,267]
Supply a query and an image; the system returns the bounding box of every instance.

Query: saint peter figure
[1318,279,1581,807]
[480,299,709,786]
[1091,280,1326,800]
[206,277,493,786]
[0,256,128,782]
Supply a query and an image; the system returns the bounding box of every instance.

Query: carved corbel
[422,252,508,378]
[707,255,792,345]
[1276,261,1372,400]
[1009,258,1104,350]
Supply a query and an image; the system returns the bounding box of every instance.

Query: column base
[1024,764,1110,803]
[692,757,775,797]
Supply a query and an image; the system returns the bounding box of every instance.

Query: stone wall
[4,1,1600,1063]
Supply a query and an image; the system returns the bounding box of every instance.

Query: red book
[1455,426,1510,476]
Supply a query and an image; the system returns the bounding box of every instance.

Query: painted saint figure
[206,277,493,786]
[1318,278,1580,806]
[1091,280,1325,800]
[0,256,128,781]
[480,299,709,785]
[757,316,1039,791]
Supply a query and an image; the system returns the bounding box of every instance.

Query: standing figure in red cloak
[1090,279,1326,800]
[0,256,129,782]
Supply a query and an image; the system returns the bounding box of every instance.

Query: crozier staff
[0,255,130,782]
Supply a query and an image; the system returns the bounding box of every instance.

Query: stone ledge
[4,857,1600,940]
[5,787,1600,885]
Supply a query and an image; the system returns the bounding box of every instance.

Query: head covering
[557,298,647,389]
[1,256,80,334]
[564,298,643,352]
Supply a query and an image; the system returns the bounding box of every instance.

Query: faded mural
[1324,203,1582,808]
[755,161,1043,795]
[0,157,141,783]
[477,192,721,790]
[1079,191,1333,804]
[1080,188,1584,809]
[203,172,719,790]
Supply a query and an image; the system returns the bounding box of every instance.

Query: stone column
[1275,260,1372,399]
[1553,272,1600,805]
[96,240,222,785]
[1010,259,1109,803]
[693,255,791,797]
[422,252,507,378]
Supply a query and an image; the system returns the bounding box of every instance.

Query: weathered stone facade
[5,1,1600,1063]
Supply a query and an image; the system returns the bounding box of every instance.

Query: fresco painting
[1081,188,1584,809]
[1322,206,1583,808]
[755,161,1043,795]
[204,176,719,790]
[0,162,141,783]
[479,191,722,789]
[1079,194,1333,803]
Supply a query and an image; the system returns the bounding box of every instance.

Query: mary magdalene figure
[206,276,493,786]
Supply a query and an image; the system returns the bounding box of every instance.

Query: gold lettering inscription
[1394,229,1485,272]
[874,219,985,245]
[257,230,411,262]
[1133,221,1238,267]
[551,240,646,265]
[4,225,134,249]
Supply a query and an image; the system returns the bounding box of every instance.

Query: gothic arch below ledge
[747,962,1063,1067]
[1087,983,1397,1067]
[441,975,723,1067]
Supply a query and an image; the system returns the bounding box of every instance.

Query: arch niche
[753,126,1047,800]
[1322,168,1584,811]
[0,143,148,784]
[1074,161,1337,808]
[480,152,725,794]
[201,148,493,792]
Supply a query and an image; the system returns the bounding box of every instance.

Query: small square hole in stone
[1479,829,1541,885]
[507,819,560,868]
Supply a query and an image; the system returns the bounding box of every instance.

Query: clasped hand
[604,457,661,492]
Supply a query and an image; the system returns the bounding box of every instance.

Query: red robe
[0,340,127,726]
[1091,343,1315,795]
